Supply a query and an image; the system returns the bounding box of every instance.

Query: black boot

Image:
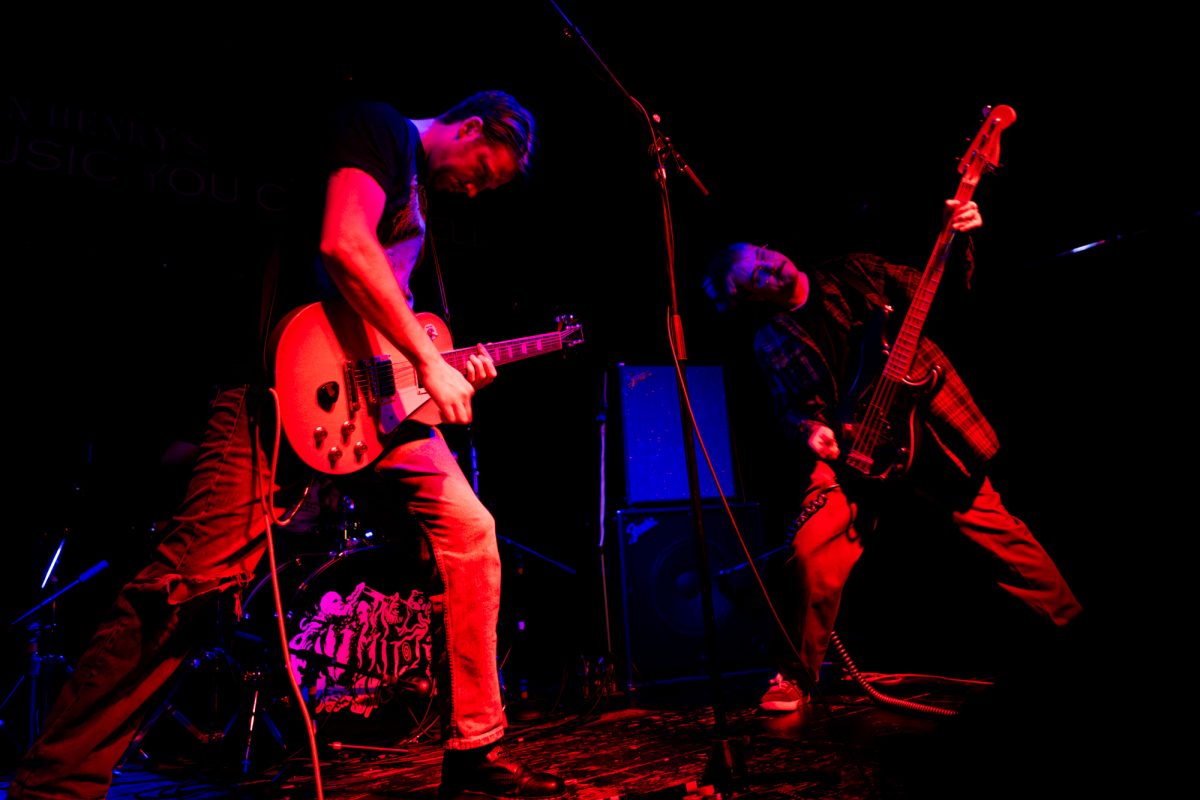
[439,743,566,800]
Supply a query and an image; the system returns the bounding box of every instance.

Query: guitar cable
[827,631,958,717]
[255,387,326,800]
[664,308,961,719]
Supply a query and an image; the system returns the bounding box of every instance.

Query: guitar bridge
[844,451,874,474]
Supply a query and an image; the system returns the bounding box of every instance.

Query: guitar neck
[844,105,1013,479]
[882,168,985,381]
[440,332,571,372]
[880,106,1011,383]
[883,233,951,381]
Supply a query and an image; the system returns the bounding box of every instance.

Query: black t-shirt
[326,100,427,248]
[260,100,429,382]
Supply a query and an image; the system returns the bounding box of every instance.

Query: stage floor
[1,637,1149,800]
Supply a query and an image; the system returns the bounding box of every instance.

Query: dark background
[1,2,1192,737]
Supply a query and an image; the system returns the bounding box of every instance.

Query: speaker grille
[614,503,771,687]
[615,364,737,505]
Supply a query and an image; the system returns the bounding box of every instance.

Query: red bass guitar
[840,104,1016,480]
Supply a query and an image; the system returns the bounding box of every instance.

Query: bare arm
[318,167,493,424]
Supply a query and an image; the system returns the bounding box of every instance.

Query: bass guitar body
[838,307,942,482]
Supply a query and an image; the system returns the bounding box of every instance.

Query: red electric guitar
[839,104,1016,481]
[269,298,584,475]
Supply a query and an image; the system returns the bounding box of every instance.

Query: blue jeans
[9,386,505,799]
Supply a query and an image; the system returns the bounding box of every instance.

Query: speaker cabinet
[613,503,771,687]
[614,364,737,506]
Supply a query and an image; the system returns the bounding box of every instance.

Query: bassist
[701,197,1084,716]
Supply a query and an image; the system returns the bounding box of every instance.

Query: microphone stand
[545,3,744,793]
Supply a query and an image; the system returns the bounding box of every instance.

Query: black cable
[827,631,957,718]
[258,388,325,799]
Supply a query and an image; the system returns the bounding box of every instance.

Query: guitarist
[701,199,1083,716]
[9,92,566,800]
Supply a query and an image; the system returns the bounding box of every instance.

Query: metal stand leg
[3,557,105,757]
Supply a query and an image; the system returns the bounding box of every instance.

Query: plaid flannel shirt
[753,252,999,473]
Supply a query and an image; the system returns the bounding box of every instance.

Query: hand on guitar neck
[943,199,983,234]
[417,341,497,426]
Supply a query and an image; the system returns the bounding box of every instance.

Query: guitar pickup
[356,355,397,403]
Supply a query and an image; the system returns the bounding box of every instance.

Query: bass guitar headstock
[958,104,1016,187]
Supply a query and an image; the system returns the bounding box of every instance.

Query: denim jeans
[777,460,1083,687]
[374,424,505,751]
[9,385,505,799]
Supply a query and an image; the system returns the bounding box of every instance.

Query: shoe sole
[759,701,801,712]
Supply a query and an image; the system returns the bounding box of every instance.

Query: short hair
[702,242,752,314]
[438,90,537,180]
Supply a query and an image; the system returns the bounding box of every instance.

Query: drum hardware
[120,646,255,766]
[112,526,439,777]
[232,541,441,767]
[239,668,289,775]
[494,534,577,719]
[327,740,413,755]
[3,552,109,756]
[117,588,283,775]
[283,648,434,695]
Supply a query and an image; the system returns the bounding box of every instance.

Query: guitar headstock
[958,104,1016,181]
[555,314,585,347]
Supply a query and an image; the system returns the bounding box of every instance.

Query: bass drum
[234,537,441,762]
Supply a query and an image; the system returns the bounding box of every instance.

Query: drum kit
[6,461,569,780]
[119,479,444,777]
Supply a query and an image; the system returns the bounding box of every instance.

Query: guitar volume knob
[313,427,328,447]
[341,421,356,442]
[327,447,343,467]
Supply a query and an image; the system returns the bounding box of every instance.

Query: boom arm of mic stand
[549,1,709,196]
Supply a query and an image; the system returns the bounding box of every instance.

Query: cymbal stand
[3,555,109,755]
[117,594,288,777]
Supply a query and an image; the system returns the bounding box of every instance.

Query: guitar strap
[833,242,976,316]
[258,245,282,379]
[962,235,977,290]
[418,184,454,326]
[784,485,833,541]
[832,262,890,315]
[424,222,454,325]
[420,199,478,492]
[254,189,454,372]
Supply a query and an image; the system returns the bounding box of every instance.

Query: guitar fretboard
[441,332,573,371]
